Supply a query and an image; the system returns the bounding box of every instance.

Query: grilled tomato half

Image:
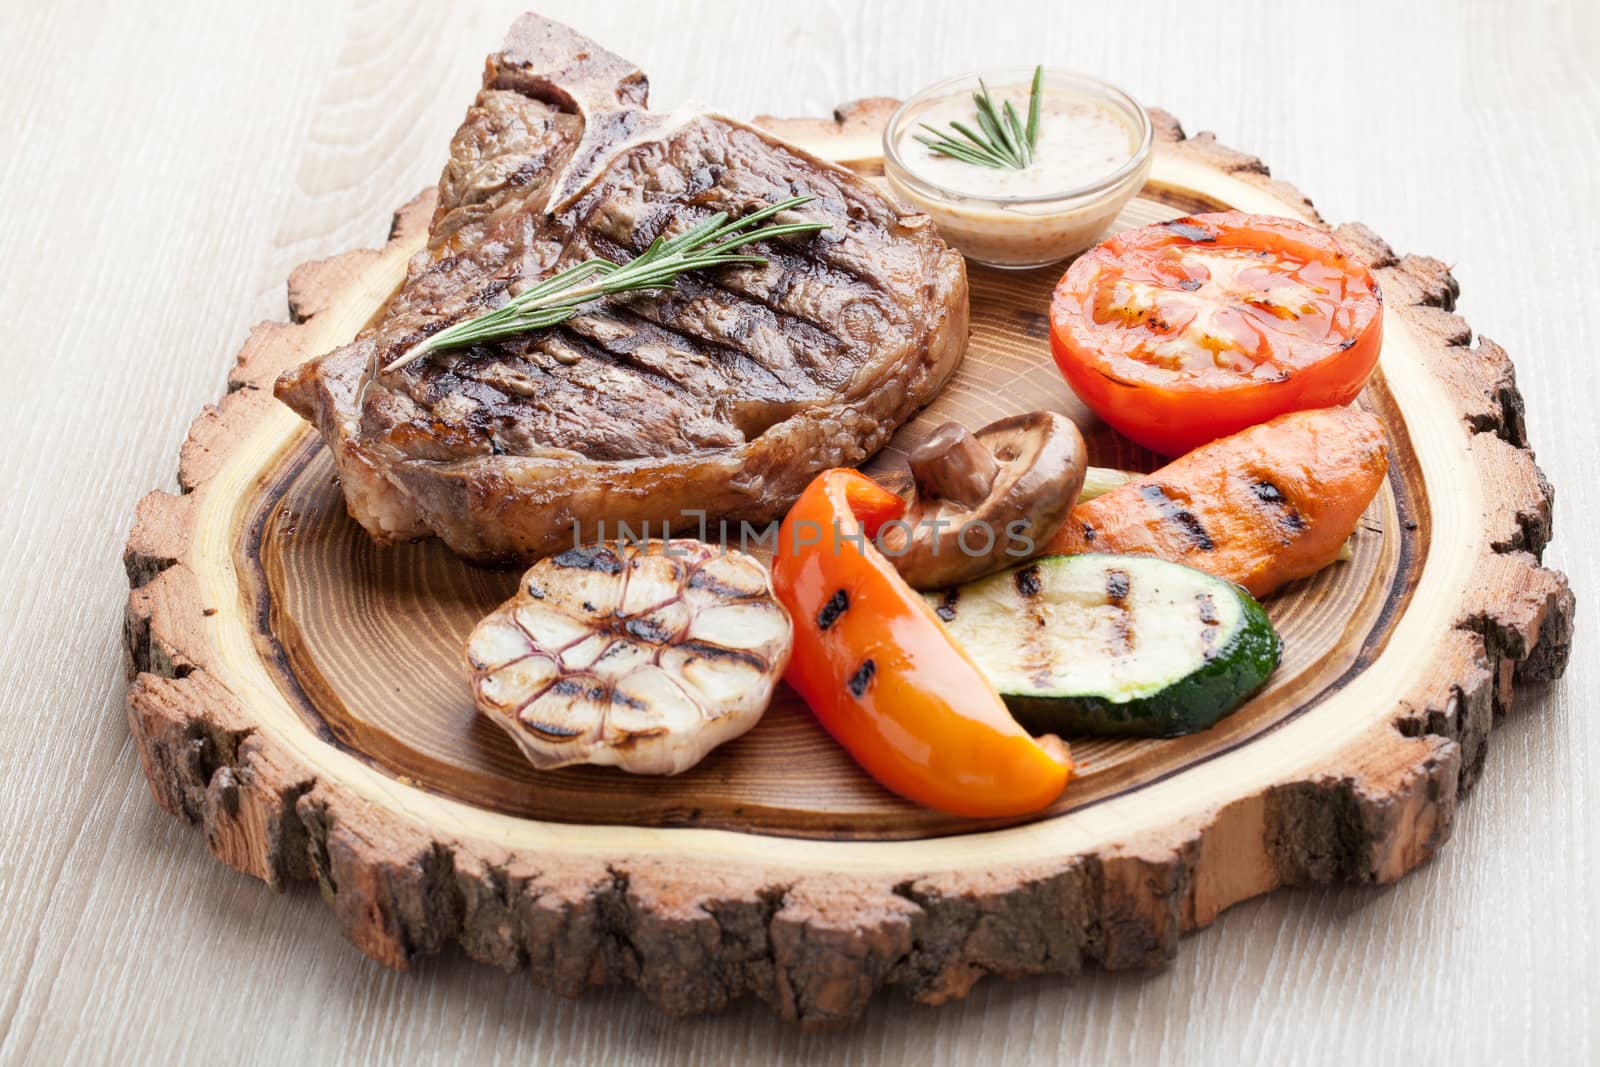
[1049,212,1383,455]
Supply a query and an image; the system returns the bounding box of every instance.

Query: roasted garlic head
[466,540,792,775]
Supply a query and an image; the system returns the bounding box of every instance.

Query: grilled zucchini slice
[929,553,1281,737]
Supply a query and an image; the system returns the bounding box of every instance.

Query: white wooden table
[2,1,1594,1062]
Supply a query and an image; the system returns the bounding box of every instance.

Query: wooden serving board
[124,103,1573,1025]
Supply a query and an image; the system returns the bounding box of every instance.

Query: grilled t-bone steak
[276,14,968,564]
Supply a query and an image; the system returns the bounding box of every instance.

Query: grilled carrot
[1044,407,1389,597]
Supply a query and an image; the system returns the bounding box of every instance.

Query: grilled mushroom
[466,540,793,775]
[885,412,1087,589]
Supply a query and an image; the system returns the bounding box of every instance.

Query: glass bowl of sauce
[883,68,1153,269]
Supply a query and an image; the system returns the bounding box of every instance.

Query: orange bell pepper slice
[770,469,1072,817]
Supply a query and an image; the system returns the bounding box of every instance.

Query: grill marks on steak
[353,129,876,464]
[275,15,967,562]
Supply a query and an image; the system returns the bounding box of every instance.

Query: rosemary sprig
[382,195,828,373]
[915,65,1044,171]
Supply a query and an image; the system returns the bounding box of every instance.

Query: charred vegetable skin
[466,540,792,775]
[934,554,1281,738]
[771,469,1072,817]
[1046,407,1390,598]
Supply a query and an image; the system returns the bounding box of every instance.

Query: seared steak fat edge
[275,14,969,564]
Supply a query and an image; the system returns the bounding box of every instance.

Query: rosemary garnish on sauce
[383,195,829,373]
[914,65,1044,171]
